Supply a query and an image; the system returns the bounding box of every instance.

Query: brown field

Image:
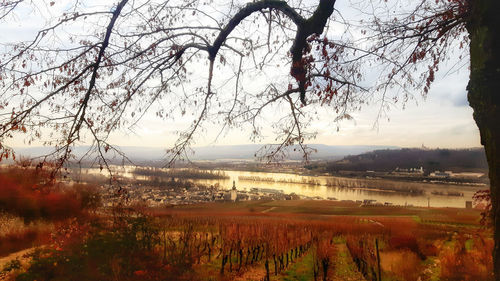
[0,199,493,281]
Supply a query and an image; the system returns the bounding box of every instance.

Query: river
[80,166,484,208]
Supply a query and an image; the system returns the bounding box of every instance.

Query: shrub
[440,234,494,281]
[388,250,423,281]
[388,234,426,259]
[2,259,21,272]
[0,166,100,222]
[0,212,53,256]
[15,216,169,281]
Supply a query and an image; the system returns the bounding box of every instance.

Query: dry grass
[439,234,494,281]
[0,212,54,257]
[381,250,422,281]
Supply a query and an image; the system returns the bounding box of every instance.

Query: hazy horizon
[10,144,484,163]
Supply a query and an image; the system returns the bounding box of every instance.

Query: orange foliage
[440,234,494,281]
[0,229,51,256]
[386,250,422,281]
[388,234,425,259]
[0,166,98,222]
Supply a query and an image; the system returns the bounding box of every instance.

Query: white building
[230,180,238,202]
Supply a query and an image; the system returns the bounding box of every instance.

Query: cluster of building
[100,180,303,207]
[391,167,485,180]
[393,167,425,175]
[428,170,484,179]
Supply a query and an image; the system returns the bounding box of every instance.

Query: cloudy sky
[1,0,481,150]
[106,67,480,149]
[101,1,480,149]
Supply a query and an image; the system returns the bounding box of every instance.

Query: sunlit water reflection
[80,166,483,208]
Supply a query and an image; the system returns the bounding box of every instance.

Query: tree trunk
[321,258,329,281]
[466,0,500,279]
[265,259,270,281]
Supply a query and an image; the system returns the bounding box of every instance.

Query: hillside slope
[323,148,488,173]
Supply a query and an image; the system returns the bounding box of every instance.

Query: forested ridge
[322,148,488,173]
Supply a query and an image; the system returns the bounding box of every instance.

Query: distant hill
[324,148,488,173]
[12,144,398,162]
[190,144,398,161]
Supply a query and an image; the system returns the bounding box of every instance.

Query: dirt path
[332,243,366,281]
[0,248,33,269]
[233,264,267,281]
[261,207,277,213]
[0,247,35,280]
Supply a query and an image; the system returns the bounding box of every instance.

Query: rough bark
[466,0,500,279]
[290,0,336,104]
